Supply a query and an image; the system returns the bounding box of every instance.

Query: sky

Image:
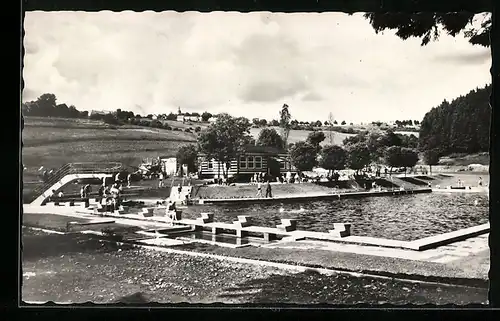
[23,11,491,123]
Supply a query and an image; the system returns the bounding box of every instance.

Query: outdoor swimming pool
[181,193,489,241]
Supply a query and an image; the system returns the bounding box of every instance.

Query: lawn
[193,183,335,199]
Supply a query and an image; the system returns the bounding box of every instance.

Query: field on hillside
[135,118,210,130]
[249,127,355,146]
[22,117,197,176]
[439,152,490,166]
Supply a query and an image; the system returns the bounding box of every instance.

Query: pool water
[180,193,489,241]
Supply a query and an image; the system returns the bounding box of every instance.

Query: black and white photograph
[21,10,492,305]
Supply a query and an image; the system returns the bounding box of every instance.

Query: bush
[150,120,163,128]
[194,126,201,132]
[138,120,150,127]
[163,124,172,130]
[173,127,180,131]
[103,113,120,125]
[185,128,192,133]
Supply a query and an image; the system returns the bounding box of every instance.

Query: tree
[346,143,371,174]
[333,120,338,125]
[150,120,163,128]
[36,93,57,116]
[400,148,420,174]
[289,141,318,172]
[384,146,419,176]
[365,131,386,163]
[364,12,490,47]
[259,119,268,127]
[252,118,261,126]
[166,112,177,120]
[384,146,402,176]
[103,113,120,125]
[327,112,335,145]
[423,149,440,175]
[419,85,491,156]
[176,144,198,174]
[319,145,347,177]
[271,119,279,127]
[256,128,284,149]
[306,131,326,152]
[201,112,212,122]
[399,134,419,149]
[380,130,403,147]
[341,120,346,125]
[343,132,367,147]
[197,113,253,178]
[279,104,292,148]
[314,120,323,127]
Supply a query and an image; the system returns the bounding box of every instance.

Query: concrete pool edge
[22,204,490,251]
[21,226,490,289]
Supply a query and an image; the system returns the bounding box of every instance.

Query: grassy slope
[439,152,490,166]
[22,117,197,177]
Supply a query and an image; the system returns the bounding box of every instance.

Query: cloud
[22,12,491,123]
[301,91,323,101]
[432,49,491,65]
[233,32,311,103]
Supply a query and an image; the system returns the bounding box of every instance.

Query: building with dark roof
[197,144,296,179]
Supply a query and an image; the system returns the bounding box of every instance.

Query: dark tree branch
[364,12,491,47]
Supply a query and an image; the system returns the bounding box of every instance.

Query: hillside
[249,127,355,146]
[22,117,197,180]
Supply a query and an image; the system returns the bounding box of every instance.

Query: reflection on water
[182,193,489,241]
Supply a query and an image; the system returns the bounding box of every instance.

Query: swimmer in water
[474,199,479,206]
[279,206,285,213]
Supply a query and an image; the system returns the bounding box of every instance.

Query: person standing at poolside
[158,171,164,188]
[97,184,104,204]
[48,189,56,202]
[256,181,262,198]
[127,172,132,187]
[265,181,272,198]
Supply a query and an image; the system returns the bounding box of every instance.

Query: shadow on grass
[114,292,151,304]
[398,177,429,186]
[22,232,134,262]
[216,270,488,305]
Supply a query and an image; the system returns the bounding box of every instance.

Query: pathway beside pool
[262,233,489,264]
